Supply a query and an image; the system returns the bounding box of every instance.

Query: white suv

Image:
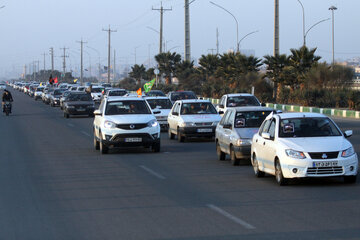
[93,97,161,154]
[216,93,263,115]
[167,99,221,142]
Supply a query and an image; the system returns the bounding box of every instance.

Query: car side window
[219,111,229,125]
[172,103,180,114]
[268,119,276,139]
[259,120,271,135]
[220,96,225,106]
[99,100,106,112]
[226,111,235,126]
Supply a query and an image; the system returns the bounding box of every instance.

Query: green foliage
[129,64,147,85]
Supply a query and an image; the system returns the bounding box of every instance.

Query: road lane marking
[139,165,166,180]
[207,204,255,229]
[67,123,75,127]
[81,131,91,137]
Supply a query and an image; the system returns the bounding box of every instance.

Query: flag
[143,78,156,93]
[73,79,78,83]
[49,74,54,85]
[40,82,43,86]
[54,77,58,84]
[136,88,142,97]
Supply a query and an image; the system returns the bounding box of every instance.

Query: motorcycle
[3,101,12,116]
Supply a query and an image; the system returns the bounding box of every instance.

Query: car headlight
[212,121,220,126]
[342,147,355,158]
[104,120,116,129]
[180,122,195,127]
[235,139,252,146]
[147,119,159,128]
[285,149,306,159]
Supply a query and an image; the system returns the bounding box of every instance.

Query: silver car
[215,106,274,165]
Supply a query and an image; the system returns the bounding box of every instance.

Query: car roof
[225,93,255,97]
[144,96,170,100]
[230,106,274,112]
[176,99,211,104]
[267,112,326,120]
[107,96,145,102]
[68,91,89,94]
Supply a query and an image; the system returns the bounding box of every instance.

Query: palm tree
[155,52,182,85]
[198,54,220,79]
[129,64,147,85]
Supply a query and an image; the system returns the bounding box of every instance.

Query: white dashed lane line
[81,131,91,137]
[67,123,75,127]
[207,204,256,230]
[139,165,166,180]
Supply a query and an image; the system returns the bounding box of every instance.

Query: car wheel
[168,128,175,139]
[344,175,357,184]
[50,102,54,107]
[177,128,185,142]
[93,131,100,150]
[99,141,108,154]
[230,145,240,166]
[275,159,287,186]
[216,142,226,161]
[64,112,69,118]
[152,142,161,152]
[252,154,265,177]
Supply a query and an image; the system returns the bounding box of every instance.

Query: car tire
[50,102,54,107]
[216,142,226,161]
[230,145,240,166]
[177,128,185,142]
[275,159,287,186]
[93,131,100,150]
[99,141,108,154]
[168,128,175,139]
[64,112,69,118]
[252,154,265,178]
[152,142,161,152]
[344,175,357,184]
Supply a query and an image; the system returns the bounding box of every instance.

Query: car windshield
[279,117,342,138]
[105,100,151,115]
[92,88,103,93]
[146,91,166,97]
[181,102,217,115]
[77,87,85,91]
[36,87,44,92]
[226,96,260,107]
[54,89,66,95]
[170,92,197,101]
[234,111,273,128]
[146,99,172,109]
[67,94,92,102]
[108,90,127,96]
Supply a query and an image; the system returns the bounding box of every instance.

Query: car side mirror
[172,112,179,116]
[94,110,102,116]
[344,130,353,138]
[223,124,232,129]
[218,111,224,115]
[261,132,271,140]
[219,104,224,108]
[153,110,161,114]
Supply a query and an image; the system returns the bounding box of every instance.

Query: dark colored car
[168,91,197,103]
[145,90,166,97]
[63,92,95,118]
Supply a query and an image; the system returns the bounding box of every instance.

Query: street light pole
[296,0,305,46]
[304,18,330,46]
[329,6,337,66]
[210,1,239,52]
[238,30,259,50]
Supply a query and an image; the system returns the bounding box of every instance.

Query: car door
[217,110,230,150]
[254,119,271,170]
[168,102,180,133]
[222,110,235,154]
[261,118,277,173]
[94,100,105,137]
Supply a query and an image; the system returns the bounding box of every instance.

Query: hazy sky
[1,0,359,78]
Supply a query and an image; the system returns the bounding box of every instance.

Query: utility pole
[102,25,117,83]
[77,39,87,84]
[60,47,69,81]
[24,65,27,80]
[216,28,219,55]
[329,6,337,66]
[184,0,191,61]
[113,49,116,82]
[274,0,279,56]
[152,2,172,55]
[33,61,36,81]
[42,53,46,72]
[49,47,54,74]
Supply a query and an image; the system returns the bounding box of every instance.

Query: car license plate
[125,138,142,142]
[313,161,338,167]
[77,108,85,111]
[197,128,212,133]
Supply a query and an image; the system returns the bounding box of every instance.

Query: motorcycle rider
[2,89,13,113]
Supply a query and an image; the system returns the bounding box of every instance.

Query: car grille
[307,166,343,175]
[194,122,213,126]
[116,123,148,130]
[308,152,339,159]
[156,116,167,120]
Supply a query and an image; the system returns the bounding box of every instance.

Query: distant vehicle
[100,83,112,88]
[104,88,128,98]
[34,87,45,100]
[60,91,71,109]
[50,88,67,107]
[167,99,221,142]
[87,86,104,102]
[144,96,173,130]
[215,107,274,165]
[251,112,358,185]
[43,89,55,104]
[76,86,86,92]
[145,90,166,97]
[216,93,264,115]
[167,91,197,104]
[63,92,95,118]
[93,97,161,154]
[0,83,6,90]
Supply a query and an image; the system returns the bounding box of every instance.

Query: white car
[216,93,263,115]
[93,96,161,154]
[0,83,6,90]
[34,86,45,100]
[88,86,103,102]
[145,96,173,130]
[251,112,358,185]
[167,99,221,142]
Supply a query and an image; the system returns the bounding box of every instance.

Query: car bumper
[99,132,160,148]
[280,154,358,178]
[179,126,216,138]
[65,107,95,115]
[234,145,251,159]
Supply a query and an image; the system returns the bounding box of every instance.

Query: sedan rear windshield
[67,94,92,102]
[226,96,260,107]
[279,117,342,138]
[108,90,127,96]
[170,92,197,101]
[146,91,166,97]
[105,100,151,115]
[234,111,272,128]
[146,99,172,109]
[54,89,67,95]
[181,102,217,115]
[91,88,103,93]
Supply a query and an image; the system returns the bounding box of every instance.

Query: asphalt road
[1,89,360,240]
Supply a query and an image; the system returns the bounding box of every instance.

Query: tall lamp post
[210,1,239,52]
[329,6,337,66]
[304,18,330,46]
[238,30,259,50]
[296,0,305,46]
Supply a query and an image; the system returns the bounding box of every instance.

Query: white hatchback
[167,99,221,142]
[251,112,358,185]
[144,96,173,131]
[93,97,161,154]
